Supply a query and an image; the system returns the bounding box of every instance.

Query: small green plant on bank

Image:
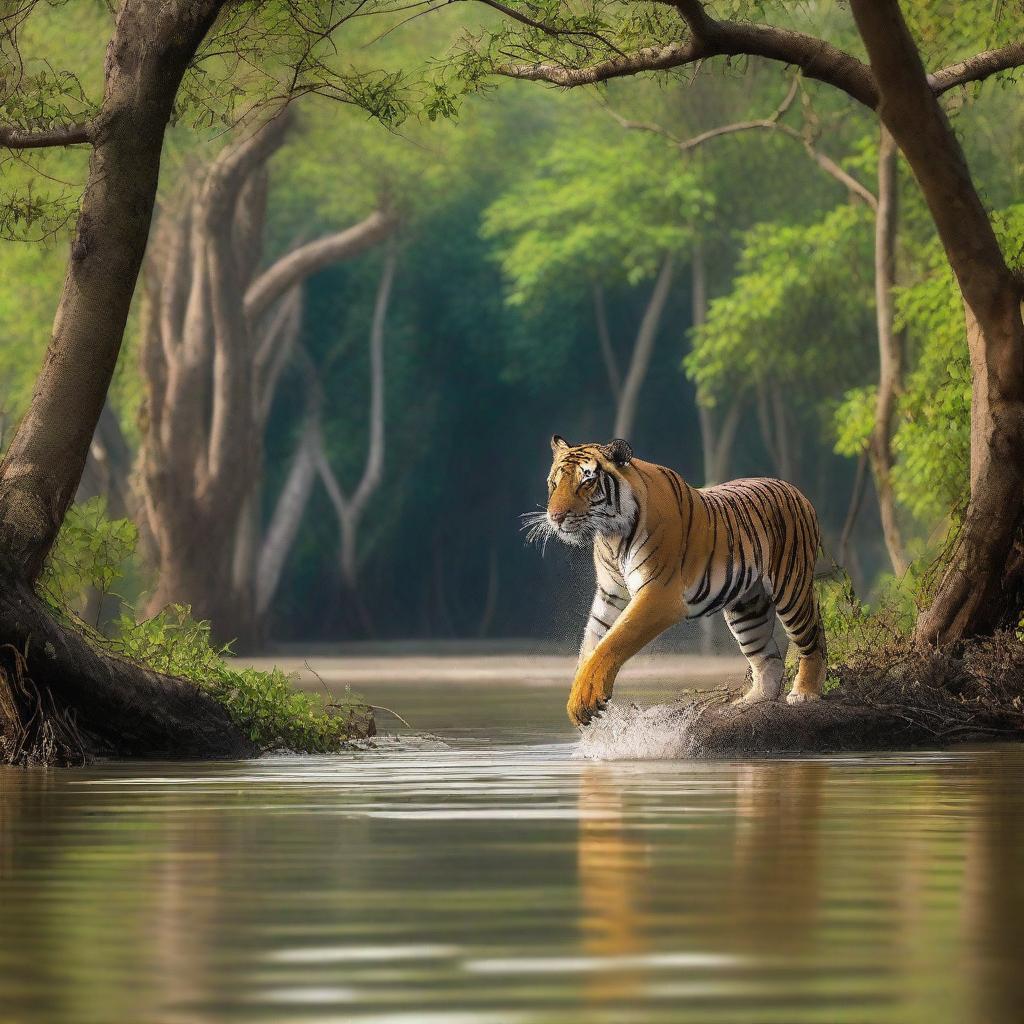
[40,499,373,753]
[38,496,138,619]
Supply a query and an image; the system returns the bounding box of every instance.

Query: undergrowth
[39,497,373,753]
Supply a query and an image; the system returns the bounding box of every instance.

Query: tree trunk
[256,411,320,618]
[0,1,222,581]
[869,126,910,577]
[593,282,622,400]
[0,0,259,763]
[838,450,869,582]
[138,112,396,647]
[318,247,397,637]
[614,254,674,439]
[847,0,1024,643]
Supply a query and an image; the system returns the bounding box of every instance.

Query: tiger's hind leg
[775,576,826,705]
[724,582,785,704]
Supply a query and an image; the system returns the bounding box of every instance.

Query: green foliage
[483,116,711,304]
[109,606,373,753]
[39,497,138,614]
[832,384,876,458]
[816,570,919,680]
[687,203,875,404]
[888,206,1024,525]
[40,501,371,753]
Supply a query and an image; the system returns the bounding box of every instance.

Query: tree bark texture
[0,0,261,762]
[0,0,224,581]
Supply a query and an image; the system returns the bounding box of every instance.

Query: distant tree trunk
[614,254,674,439]
[867,127,910,577]
[0,0,256,763]
[76,401,133,520]
[138,111,396,647]
[691,246,744,487]
[592,282,622,401]
[317,246,397,638]
[838,450,869,586]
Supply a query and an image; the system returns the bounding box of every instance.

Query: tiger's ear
[551,434,570,454]
[602,438,633,467]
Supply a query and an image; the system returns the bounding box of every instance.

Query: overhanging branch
[929,41,1024,94]
[490,1,1024,109]
[0,122,92,149]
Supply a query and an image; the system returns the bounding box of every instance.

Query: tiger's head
[523,435,638,550]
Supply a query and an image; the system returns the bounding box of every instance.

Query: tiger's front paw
[786,690,822,705]
[567,684,609,727]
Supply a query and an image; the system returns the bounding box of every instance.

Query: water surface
[2,666,1023,1024]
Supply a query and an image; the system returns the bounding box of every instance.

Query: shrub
[41,502,373,753]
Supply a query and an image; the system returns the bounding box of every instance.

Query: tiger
[524,435,827,726]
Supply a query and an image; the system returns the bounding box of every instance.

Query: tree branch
[494,4,878,108]
[608,79,878,210]
[350,245,396,514]
[256,357,321,616]
[929,41,1024,94]
[244,207,397,323]
[493,0,1024,108]
[0,122,91,150]
[496,41,702,87]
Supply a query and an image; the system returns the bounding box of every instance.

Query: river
[1,652,1023,1023]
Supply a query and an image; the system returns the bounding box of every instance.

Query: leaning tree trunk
[138,113,396,647]
[0,0,257,763]
[847,0,1024,643]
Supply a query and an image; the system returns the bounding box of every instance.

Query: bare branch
[774,123,878,210]
[0,122,91,150]
[244,207,397,323]
[316,246,398,588]
[608,79,878,210]
[349,244,396,514]
[929,41,1024,94]
[255,286,303,424]
[256,369,321,616]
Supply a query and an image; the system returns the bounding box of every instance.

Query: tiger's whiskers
[520,510,557,555]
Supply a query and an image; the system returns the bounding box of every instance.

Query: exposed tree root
[663,634,1024,757]
[0,581,257,765]
[0,645,86,767]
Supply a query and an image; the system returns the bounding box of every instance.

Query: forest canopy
[1,0,1022,649]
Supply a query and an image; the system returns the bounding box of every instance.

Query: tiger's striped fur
[531,435,827,726]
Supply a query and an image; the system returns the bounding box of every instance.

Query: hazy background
[3,2,1017,651]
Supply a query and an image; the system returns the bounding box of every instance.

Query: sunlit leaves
[483,118,711,304]
[686,202,874,404]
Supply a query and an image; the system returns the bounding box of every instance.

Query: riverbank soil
[672,634,1024,756]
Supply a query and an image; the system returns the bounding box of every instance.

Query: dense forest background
[2,1,1018,650]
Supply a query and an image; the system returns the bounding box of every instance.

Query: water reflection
[1,720,1024,1023]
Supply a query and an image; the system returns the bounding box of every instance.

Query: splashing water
[574,700,696,761]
